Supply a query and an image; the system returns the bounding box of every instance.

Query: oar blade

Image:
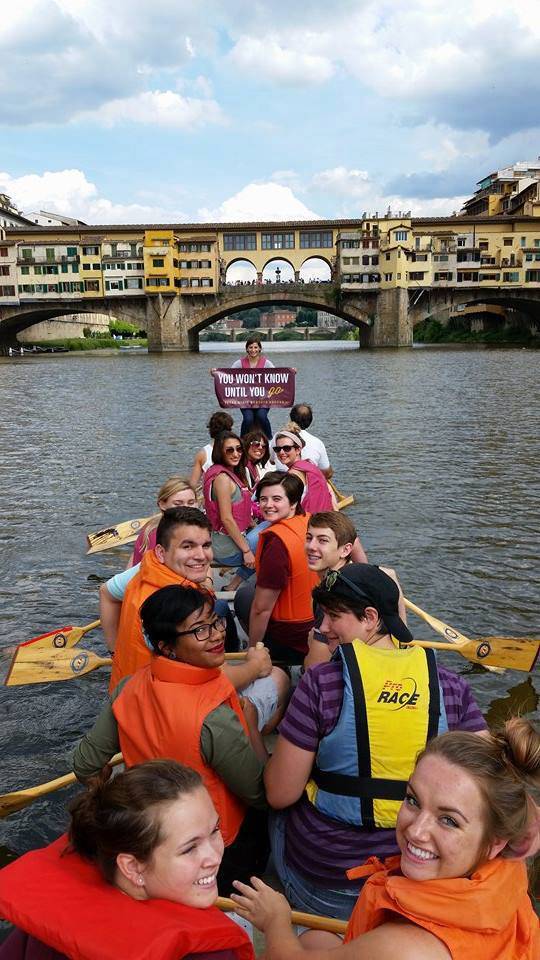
[86,517,151,554]
[475,637,540,673]
[19,625,75,650]
[4,646,110,686]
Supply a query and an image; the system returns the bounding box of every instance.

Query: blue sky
[2,0,540,224]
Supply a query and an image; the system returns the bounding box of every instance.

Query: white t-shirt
[271,428,330,471]
[232,357,274,368]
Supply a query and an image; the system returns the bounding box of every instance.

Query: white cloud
[311,167,371,199]
[198,182,321,222]
[0,169,188,224]
[308,166,466,217]
[77,89,226,129]
[229,35,334,86]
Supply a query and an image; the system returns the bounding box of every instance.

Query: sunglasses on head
[249,439,266,447]
[224,445,243,454]
[323,569,372,604]
[274,444,296,453]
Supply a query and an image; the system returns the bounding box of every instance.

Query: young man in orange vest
[102,507,283,710]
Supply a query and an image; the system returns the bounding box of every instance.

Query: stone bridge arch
[0,296,149,342]
[409,287,540,328]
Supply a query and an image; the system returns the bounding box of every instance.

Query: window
[503,271,519,282]
[179,243,188,252]
[457,238,466,247]
[46,248,55,261]
[343,257,351,265]
[34,265,42,275]
[0,247,7,256]
[92,263,101,271]
[201,278,213,287]
[534,239,540,247]
[300,231,332,248]
[457,271,479,282]
[82,246,99,255]
[83,264,91,271]
[180,278,189,287]
[147,277,170,287]
[190,278,200,286]
[0,285,16,296]
[261,233,295,249]
[434,272,453,281]
[479,241,489,251]
[199,260,212,268]
[71,263,79,273]
[520,237,526,247]
[385,253,390,261]
[395,230,408,242]
[20,284,35,293]
[67,247,77,257]
[415,237,421,249]
[384,273,393,281]
[200,243,211,252]
[362,256,369,265]
[21,248,33,259]
[152,258,165,267]
[126,277,143,289]
[408,271,426,280]
[21,266,30,275]
[503,238,513,246]
[85,280,100,292]
[61,264,68,274]
[0,265,10,275]
[372,256,379,265]
[189,243,197,252]
[525,270,540,282]
[480,273,500,281]
[526,253,533,261]
[223,234,257,251]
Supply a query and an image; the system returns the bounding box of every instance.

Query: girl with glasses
[73,584,288,897]
[243,430,272,487]
[203,431,268,591]
[272,429,335,513]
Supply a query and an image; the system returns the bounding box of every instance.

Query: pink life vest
[293,459,333,512]
[203,465,254,534]
[241,355,266,369]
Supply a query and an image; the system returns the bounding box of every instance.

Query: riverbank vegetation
[414,316,538,346]
[24,319,148,352]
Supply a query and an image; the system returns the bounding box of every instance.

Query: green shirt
[73,677,267,810]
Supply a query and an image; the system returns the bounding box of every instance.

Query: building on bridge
[2,162,540,351]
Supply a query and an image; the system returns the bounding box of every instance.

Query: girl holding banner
[232,338,275,440]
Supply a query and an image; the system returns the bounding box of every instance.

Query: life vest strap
[311,766,407,802]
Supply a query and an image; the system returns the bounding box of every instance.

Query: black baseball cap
[321,564,414,645]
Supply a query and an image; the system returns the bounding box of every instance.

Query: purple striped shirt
[278,659,486,887]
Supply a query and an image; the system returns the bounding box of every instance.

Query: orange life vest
[255,513,318,623]
[345,855,539,960]
[112,656,248,845]
[109,549,211,692]
[0,835,254,960]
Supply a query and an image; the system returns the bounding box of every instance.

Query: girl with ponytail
[231,719,540,959]
[0,760,254,960]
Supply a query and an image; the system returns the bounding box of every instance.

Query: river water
[0,342,538,858]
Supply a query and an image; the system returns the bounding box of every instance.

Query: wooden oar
[329,479,355,511]
[216,896,347,936]
[86,516,153,554]
[405,599,539,673]
[19,620,101,651]
[4,646,252,686]
[0,754,123,819]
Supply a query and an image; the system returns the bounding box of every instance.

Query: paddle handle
[404,597,502,674]
[215,896,347,935]
[81,619,101,637]
[29,752,123,799]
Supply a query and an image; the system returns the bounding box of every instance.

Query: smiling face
[247,436,268,463]
[171,601,227,669]
[274,436,302,468]
[159,488,197,510]
[305,526,353,573]
[396,754,491,881]
[246,341,262,361]
[318,606,369,650]
[137,788,224,908]
[258,483,297,523]
[223,438,243,470]
[155,523,212,583]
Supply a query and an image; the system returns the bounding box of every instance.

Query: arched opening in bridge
[225,259,257,285]
[299,257,332,282]
[261,258,294,283]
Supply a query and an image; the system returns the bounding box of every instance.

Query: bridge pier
[370,288,412,347]
[146,294,192,352]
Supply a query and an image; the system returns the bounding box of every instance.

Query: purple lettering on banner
[213,367,296,409]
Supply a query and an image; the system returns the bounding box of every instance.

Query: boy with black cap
[263,563,486,922]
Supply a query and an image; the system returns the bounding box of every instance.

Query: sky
[1,0,540,225]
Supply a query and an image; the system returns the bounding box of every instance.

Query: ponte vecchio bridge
[1,215,539,350]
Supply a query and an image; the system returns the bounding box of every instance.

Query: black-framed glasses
[175,616,227,643]
[322,569,371,604]
[274,444,295,453]
[224,445,243,454]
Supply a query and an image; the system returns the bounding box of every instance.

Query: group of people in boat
[0,337,538,960]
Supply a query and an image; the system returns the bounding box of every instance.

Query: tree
[296,308,317,327]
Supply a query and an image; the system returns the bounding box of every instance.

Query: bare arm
[322,465,334,479]
[241,698,269,763]
[99,583,122,652]
[190,448,207,490]
[264,736,316,808]
[351,536,368,564]
[303,629,331,669]
[213,473,255,567]
[379,566,406,624]
[248,585,280,647]
[222,645,273,689]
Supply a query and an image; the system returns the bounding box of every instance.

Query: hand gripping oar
[0,754,123,819]
[19,620,101,651]
[405,598,539,673]
[4,646,253,686]
[86,517,153,554]
[216,897,347,936]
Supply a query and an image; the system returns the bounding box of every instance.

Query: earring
[138,875,145,886]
